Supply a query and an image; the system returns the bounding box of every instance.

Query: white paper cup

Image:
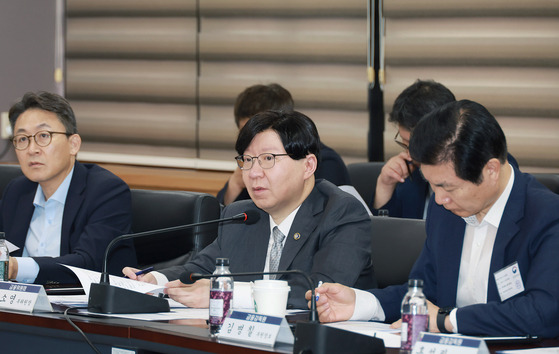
[252,281,290,317]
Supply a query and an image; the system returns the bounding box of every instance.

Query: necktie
[269,226,285,279]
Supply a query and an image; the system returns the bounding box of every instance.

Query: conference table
[0,308,557,353]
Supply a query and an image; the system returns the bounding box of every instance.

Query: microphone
[181,269,384,353]
[180,269,318,322]
[88,210,261,314]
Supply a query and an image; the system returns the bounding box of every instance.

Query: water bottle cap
[215,258,229,266]
[408,279,423,288]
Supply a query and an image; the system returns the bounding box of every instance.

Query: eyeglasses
[394,131,409,150]
[235,153,291,170]
[12,130,72,150]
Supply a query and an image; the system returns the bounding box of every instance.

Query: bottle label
[401,313,428,350]
[209,290,233,326]
[0,261,8,281]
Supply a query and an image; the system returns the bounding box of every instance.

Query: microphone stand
[88,213,253,314]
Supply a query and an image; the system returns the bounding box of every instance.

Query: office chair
[347,162,385,205]
[370,216,427,289]
[130,189,221,269]
[532,173,559,194]
[0,164,23,199]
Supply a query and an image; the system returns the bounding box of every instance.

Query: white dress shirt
[352,165,515,332]
[16,167,74,283]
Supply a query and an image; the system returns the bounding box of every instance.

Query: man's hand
[165,279,211,308]
[373,152,416,209]
[122,267,157,284]
[304,283,356,323]
[223,168,246,205]
[8,256,17,280]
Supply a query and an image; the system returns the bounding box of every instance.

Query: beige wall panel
[67,0,196,16]
[201,0,365,16]
[66,60,197,102]
[200,18,366,63]
[71,100,196,147]
[384,0,559,17]
[67,18,197,58]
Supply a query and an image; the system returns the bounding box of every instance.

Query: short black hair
[9,91,78,134]
[234,83,294,127]
[409,100,508,184]
[236,110,321,167]
[389,80,456,131]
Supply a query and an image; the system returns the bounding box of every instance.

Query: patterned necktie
[269,226,285,279]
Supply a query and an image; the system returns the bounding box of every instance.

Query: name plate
[219,311,294,346]
[0,281,52,313]
[412,333,489,354]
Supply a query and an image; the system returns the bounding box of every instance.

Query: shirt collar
[462,164,515,228]
[33,166,75,207]
[269,205,302,237]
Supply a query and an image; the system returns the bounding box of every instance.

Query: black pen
[134,266,154,276]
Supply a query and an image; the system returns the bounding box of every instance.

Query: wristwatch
[437,307,454,333]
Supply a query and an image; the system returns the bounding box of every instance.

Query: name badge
[219,311,294,347]
[413,333,489,354]
[0,281,52,312]
[494,261,524,302]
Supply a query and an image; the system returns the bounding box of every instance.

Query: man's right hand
[305,282,356,323]
[122,267,157,284]
[223,168,246,205]
[373,151,416,209]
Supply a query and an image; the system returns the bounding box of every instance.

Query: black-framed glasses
[12,130,72,150]
[235,153,291,170]
[394,131,409,150]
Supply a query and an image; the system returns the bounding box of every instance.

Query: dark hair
[9,91,78,134]
[389,80,456,131]
[409,100,508,184]
[236,110,321,166]
[234,83,294,127]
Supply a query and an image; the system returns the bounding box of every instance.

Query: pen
[134,266,154,276]
[315,281,323,301]
[405,160,414,181]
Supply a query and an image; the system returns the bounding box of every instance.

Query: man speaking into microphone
[123,110,374,309]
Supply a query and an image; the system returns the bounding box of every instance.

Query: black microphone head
[179,272,196,284]
[243,210,261,225]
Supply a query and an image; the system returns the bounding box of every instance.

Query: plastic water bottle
[209,258,233,336]
[400,279,428,352]
[0,232,9,281]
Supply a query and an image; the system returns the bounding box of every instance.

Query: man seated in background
[217,83,350,205]
[124,110,374,309]
[308,100,559,338]
[0,91,136,285]
[373,79,518,219]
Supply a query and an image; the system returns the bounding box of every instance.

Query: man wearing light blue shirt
[0,91,136,285]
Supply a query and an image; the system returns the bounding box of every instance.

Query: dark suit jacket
[0,161,136,284]
[374,153,520,219]
[371,166,559,338]
[162,179,373,309]
[216,143,351,204]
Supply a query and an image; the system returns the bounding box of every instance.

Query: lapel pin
[293,233,301,240]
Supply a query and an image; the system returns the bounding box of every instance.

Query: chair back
[130,189,221,268]
[0,164,23,199]
[370,216,426,288]
[532,173,559,194]
[347,162,384,205]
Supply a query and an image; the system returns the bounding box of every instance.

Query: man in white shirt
[308,100,559,338]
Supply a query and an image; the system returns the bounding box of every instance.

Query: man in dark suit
[124,110,373,309]
[0,91,136,285]
[309,100,559,338]
[217,83,350,205]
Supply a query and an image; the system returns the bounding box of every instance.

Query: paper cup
[252,280,290,317]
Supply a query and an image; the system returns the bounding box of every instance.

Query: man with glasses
[372,80,518,219]
[123,110,374,309]
[0,91,136,284]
